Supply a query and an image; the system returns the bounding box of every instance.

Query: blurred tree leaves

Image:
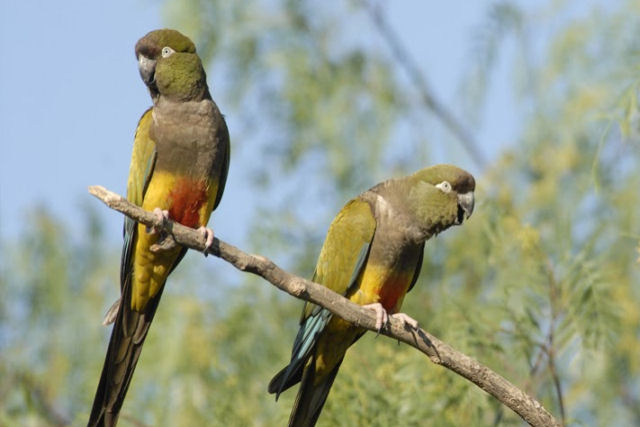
[2,0,640,426]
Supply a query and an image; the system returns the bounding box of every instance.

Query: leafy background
[1,1,639,426]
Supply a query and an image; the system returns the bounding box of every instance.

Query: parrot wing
[212,123,230,211]
[104,108,188,323]
[121,108,158,289]
[406,244,424,294]
[268,198,376,397]
[90,110,171,426]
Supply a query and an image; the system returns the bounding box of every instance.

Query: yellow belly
[313,262,415,381]
[129,170,217,311]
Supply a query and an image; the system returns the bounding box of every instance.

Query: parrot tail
[268,362,303,397]
[287,357,343,427]
[87,276,165,427]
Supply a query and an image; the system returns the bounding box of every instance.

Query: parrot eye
[161,46,175,58]
[435,181,452,193]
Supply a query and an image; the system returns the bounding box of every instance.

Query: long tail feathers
[268,363,303,398]
[288,358,343,427]
[87,278,164,427]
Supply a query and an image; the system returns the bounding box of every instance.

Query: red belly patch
[378,276,410,313]
[168,178,208,228]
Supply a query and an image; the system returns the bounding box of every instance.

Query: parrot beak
[138,55,157,87]
[456,191,474,224]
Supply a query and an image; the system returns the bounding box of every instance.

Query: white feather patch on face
[161,46,176,58]
[435,181,452,193]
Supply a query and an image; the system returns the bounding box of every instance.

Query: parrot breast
[168,177,209,228]
[352,239,423,315]
[377,276,411,312]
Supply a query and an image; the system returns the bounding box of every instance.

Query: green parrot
[88,30,230,427]
[268,164,475,427]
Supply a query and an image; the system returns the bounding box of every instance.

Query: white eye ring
[161,46,175,58]
[435,181,452,193]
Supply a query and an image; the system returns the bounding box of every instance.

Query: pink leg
[146,208,170,234]
[363,302,389,331]
[148,208,178,252]
[391,312,419,329]
[197,226,215,256]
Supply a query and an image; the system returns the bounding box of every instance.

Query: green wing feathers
[121,108,157,289]
[269,198,376,401]
[126,108,157,207]
[303,198,376,318]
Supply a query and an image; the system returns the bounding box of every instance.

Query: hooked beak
[138,55,156,88]
[456,192,474,224]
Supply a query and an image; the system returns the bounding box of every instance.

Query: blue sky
[1,1,163,238]
[0,1,524,247]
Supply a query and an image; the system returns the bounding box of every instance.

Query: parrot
[268,164,475,427]
[101,29,201,325]
[88,29,230,427]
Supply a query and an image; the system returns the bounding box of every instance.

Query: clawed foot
[363,303,389,332]
[391,312,419,329]
[146,208,170,234]
[150,234,177,252]
[198,226,214,256]
[147,208,178,252]
[363,303,419,333]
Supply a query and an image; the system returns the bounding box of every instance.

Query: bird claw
[150,234,177,252]
[142,208,177,252]
[363,304,419,334]
[197,226,214,256]
[146,208,170,234]
[391,312,419,330]
[363,303,389,333]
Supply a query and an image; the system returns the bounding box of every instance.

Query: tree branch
[362,1,488,169]
[88,185,559,427]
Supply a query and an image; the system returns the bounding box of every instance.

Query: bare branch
[362,1,488,169]
[88,185,559,427]
[546,260,566,426]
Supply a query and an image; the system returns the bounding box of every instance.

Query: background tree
[1,1,639,426]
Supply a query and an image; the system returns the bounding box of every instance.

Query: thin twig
[621,384,640,424]
[547,343,566,426]
[545,260,566,426]
[362,1,488,168]
[88,185,560,427]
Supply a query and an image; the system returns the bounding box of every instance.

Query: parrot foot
[150,235,177,252]
[146,208,170,234]
[391,312,419,329]
[363,303,389,332]
[197,226,214,256]
[147,208,178,252]
[102,298,121,326]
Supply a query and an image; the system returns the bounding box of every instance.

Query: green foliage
[2,1,640,426]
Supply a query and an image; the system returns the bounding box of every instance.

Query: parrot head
[404,164,475,239]
[135,29,197,99]
[154,48,209,102]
